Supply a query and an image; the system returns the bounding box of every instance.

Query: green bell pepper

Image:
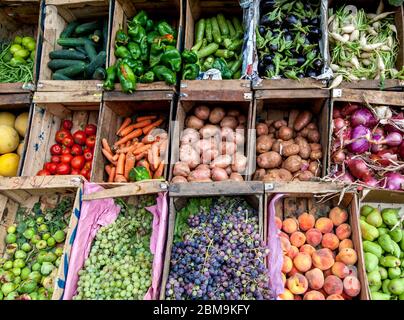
[139,36,149,62]
[182,49,198,64]
[145,19,154,32]
[132,10,148,27]
[212,58,232,79]
[103,66,116,91]
[122,58,144,77]
[150,42,164,68]
[127,42,141,60]
[128,24,146,43]
[157,21,176,37]
[139,71,155,83]
[161,46,182,72]
[147,31,160,44]
[153,65,176,85]
[156,34,176,45]
[117,61,136,93]
[183,64,200,80]
[115,29,129,46]
[115,45,131,59]
[129,166,151,182]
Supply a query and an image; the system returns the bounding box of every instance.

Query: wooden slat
[180,80,251,101]
[0,94,31,106]
[339,80,404,91]
[255,89,330,100]
[253,79,327,90]
[333,89,404,107]
[0,83,32,94]
[33,91,102,103]
[264,181,346,194]
[103,90,173,102]
[169,181,263,196]
[37,80,103,92]
[0,176,83,189]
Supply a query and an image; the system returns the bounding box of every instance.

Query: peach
[321,233,340,251]
[288,266,299,277]
[278,289,294,300]
[323,268,333,277]
[312,248,335,270]
[341,292,353,300]
[275,216,283,230]
[315,217,334,234]
[290,231,306,248]
[346,265,358,278]
[298,212,315,231]
[286,273,309,295]
[331,262,350,279]
[336,223,351,240]
[300,244,316,256]
[305,228,322,246]
[339,239,353,251]
[294,295,302,300]
[305,268,324,290]
[326,294,345,300]
[280,237,291,254]
[323,275,343,295]
[279,231,289,240]
[282,256,293,274]
[329,207,348,226]
[343,276,361,297]
[293,252,312,273]
[282,273,287,286]
[303,290,325,300]
[282,218,298,234]
[336,248,357,266]
[287,245,299,259]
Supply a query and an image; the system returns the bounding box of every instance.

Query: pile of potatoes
[253,110,323,182]
[172,105,248,183]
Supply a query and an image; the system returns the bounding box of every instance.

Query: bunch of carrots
[101,115,168,182]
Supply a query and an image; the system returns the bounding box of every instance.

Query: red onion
[373,127,384,136]
[371,133,384,153]
[339,171,354,183]
[399,141,404,159]
[341,103,360,117]
[384,172,404,190]
[332,150,346,164]
[347,125,370,154]
[346,158,372,180]
[380,132,403,147]
[333,107,342,119]
[333,118,346,134]
[371,149,399,167]
[384,113,404,134]
[363,176,380,187]
[350,108,377,128]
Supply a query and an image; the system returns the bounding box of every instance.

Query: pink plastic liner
[63,182,168,300]
[266,193,285,299]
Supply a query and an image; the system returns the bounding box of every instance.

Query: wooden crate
[252,89,331,180]
[105,0,182,99]
[359,189,404,300]
[328,0,404,91]
[160,186,265,299]
[181,0,251,95]
[327,89,404,180]
[264,181,369,300]
[0,94,34,176]
[0,175,83,300]
[252,0,329,90]
[169,92,254,183]
[0,1,41,93]
[22,98,101,177]
[37,0,110,92]
[92,97,174,182]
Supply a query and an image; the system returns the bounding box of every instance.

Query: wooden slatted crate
[0,1,41,93]
[37,0,110,92]
[0,175,83,300]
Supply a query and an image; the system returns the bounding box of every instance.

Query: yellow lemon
[0,153,20,177]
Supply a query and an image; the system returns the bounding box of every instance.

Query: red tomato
[71,155,85,169]
[56,163,70,175]
[50,144,62,155]
[60,154,73,164]
[44,162,57,174]
[84,161,92,171]
[61,119,73,131]
[37,169,51,176]
[61,146,71,155]
[80,168,90,180]
[83,148,93,161]
[85,135,96,149]
[62,135,74,148]
[71,144,83,156]
[85,124,97,136]
[71,169,80,175]
[73,130,87,145]
[55,129,71,144]
[51,155,61,163]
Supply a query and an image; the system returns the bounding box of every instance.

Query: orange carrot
[141,134,156,144]
[102,138,113,154]
[102,148,117,165]
[114,129,142,146]
[119,120,152,137]
[116,117,132,135]
[108,167,116,182]
[135,151,147,161]
[116,153,125,175]
[116,142,139,154]
[150,143,160,171]
[142,118,164,135]
[126,140,131,147]
[133,144,152,155]
[153,161,165,179]
[112,154,119,161]
[137,159,152,177]
[124,154,136,180]
[136,115,157,122]
[105,164,112,176]
[114,174,127,183]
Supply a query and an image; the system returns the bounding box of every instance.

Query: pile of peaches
[277,207,361,300]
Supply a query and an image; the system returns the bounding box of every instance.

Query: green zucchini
[75,21,102,35]
[60,21,80,39]
[52,73,72,80]
[49,49,86,60]
[57,38,88,48]
[56,61,87,78]
[84,41,98,61]
[92,67,106,80]
[85,51,106,78]
[48,59,83,71]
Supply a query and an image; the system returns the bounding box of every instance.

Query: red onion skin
[371,133,384,153]
[346,158,372,180]
[384,172,404,190]
[371,149,399,167]
[333,108,342,119]
[348,125,370,154]
[381,132,403,147]
[332,150,346,164]
[363,176,379,187]
[373,127,384,136]
[350,108,377,128]
[341,103,360,117]
[333,118,346,134]
[339,172,354,183]
[399,141,404,160]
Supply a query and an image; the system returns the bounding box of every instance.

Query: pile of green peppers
[182,14,244,80]
[104,10,181,93]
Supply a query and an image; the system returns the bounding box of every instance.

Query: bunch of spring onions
[328,1,404,88]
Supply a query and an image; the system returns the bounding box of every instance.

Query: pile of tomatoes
[36,120,97,180]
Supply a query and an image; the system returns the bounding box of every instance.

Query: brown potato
[278,126,294,140]
[229,172,244,181]
[274,119,287,129]
[282,155,302,173]
[297,170,314,181]
[295,136,310,159]
[194,105,210,120]
[263,169,293,182]
[256,123,269,136]
[307,129,320,143]
[253,169,266,181]
[309,143,322,151]
[256,135,274,154]
[220,116,238,129]
[310,150,323,160]
[209,107,226,124]
[294,111,313,131]
[186,115,204,130]
[257,151,282,169]
[283,143,300,157]
[309,161,320,176]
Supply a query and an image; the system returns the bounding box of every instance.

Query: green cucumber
[49,49,86,60]
[84,51,106,78]
[75,21,102,35]
[89,29,102,43]
[60,21,80,39]
[57,38,88,48]
[56,61,87,78]
[84,41,97,61]
[75,46,88,56]
[48,59,83,71]
[52,73,72,80]
[92,67,106,80]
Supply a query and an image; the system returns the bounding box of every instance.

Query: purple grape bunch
[165,197,272,300]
